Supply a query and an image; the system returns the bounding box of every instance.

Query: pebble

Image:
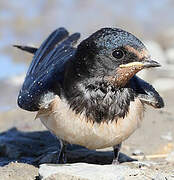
[132,149,144,156]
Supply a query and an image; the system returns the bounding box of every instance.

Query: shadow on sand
[0,128,136,166]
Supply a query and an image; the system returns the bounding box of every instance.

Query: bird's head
[74,28,160,87]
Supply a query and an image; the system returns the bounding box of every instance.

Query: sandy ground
[0,163,38,180]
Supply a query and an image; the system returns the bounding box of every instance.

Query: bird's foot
[112,158,120,165]
[58,140,67,164]
[58,150,67,164]
[112,143,122,165]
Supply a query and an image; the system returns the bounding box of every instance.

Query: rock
[166,48,174,64]
[39,163,139,180]
[0,162,38,180]
[39,163,172,180]
[152,78,174,92]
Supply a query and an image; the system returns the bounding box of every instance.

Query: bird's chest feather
[37,92,144,149]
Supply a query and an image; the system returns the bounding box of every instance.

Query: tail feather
[13,45,38,54]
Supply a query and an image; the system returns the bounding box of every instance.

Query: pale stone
[39,163,172,180]
[39,163,139,180]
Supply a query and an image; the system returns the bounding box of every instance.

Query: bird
[16,27,164,164]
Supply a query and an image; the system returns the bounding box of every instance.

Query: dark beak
[119,60,161,69]
[142,60,161,68]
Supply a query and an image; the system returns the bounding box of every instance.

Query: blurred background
[0,0,174,158]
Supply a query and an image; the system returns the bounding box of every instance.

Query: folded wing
[17,27,80,111]
[130,75,164,108]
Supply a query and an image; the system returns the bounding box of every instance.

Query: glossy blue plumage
[17,28,80,111]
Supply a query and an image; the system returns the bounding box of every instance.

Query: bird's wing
[130,75,164,108]
[17,27,80,111]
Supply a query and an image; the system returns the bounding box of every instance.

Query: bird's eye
[112,49,124,59]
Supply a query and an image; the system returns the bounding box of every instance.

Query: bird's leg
[112,143,122,165]
[58,140,67,164]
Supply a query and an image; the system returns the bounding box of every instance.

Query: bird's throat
[105,65,143,87]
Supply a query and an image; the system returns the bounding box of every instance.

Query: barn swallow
[16,27,164,164]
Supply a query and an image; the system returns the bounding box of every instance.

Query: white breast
[36,95,144,150]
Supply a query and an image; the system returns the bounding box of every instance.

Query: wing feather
[17,28,80,111]
[130,76,164,108]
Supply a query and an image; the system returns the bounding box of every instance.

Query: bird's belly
[37,96,144,149]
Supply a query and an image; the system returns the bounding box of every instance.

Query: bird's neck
[63,77,135,123]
